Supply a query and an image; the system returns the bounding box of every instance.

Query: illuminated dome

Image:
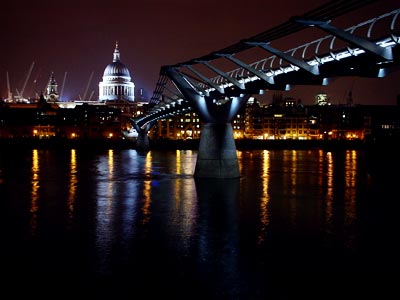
[103,45,131,79]
[103,62,131,78]
[99,42,135,101]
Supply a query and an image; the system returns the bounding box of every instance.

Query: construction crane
[82,71,93,101]
[59,71,67,101]
[15,61,34,102]
[6,71,12,102]
[88,90,94,101]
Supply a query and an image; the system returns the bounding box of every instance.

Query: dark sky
[1,0,399,105]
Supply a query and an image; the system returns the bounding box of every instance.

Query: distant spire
[49,72,57,85]
[113,41,120,62]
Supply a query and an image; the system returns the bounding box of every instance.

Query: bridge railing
[208,8,400,88]
[139,2,399,128]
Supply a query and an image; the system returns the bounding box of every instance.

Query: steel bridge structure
[132,0,400,178]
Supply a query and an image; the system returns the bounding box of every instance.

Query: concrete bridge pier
[136,130,150,152]
[195,123,239,178]
[165,67,250,178]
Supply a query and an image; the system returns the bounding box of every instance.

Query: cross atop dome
[113,41,120,62]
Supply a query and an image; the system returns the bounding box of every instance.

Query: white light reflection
[95,149,116,272]
[121,150,139,239]
[172,173,197,253]
[175,150,196,175]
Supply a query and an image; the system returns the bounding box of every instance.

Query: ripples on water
[0,148,398,299]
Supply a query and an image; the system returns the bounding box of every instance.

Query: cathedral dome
[102,42,131,80]
[98,42,135,102]
[103,61,131,78]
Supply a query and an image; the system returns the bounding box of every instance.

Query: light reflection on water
[95,149,116,272]
[67,149,77,227]
[258,150,270,244]
[0,147,397,299]
[30,149,39,235]
[325,151,334,226]
[237,149,369,256]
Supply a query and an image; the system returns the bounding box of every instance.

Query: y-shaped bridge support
[166,68,250,178]
[132,122,152,153]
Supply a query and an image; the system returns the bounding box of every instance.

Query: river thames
[0,147,398,299]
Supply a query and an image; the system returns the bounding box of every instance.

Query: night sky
[1,0,399,105]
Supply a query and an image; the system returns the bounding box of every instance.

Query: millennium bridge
[131,0,400,178]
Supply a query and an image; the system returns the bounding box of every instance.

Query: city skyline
[1,0,399,105]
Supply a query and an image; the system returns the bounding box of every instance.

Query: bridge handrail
[207,8,400,88]
[140,1,399,127]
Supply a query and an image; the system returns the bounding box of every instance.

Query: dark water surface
[0,148,398,299]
